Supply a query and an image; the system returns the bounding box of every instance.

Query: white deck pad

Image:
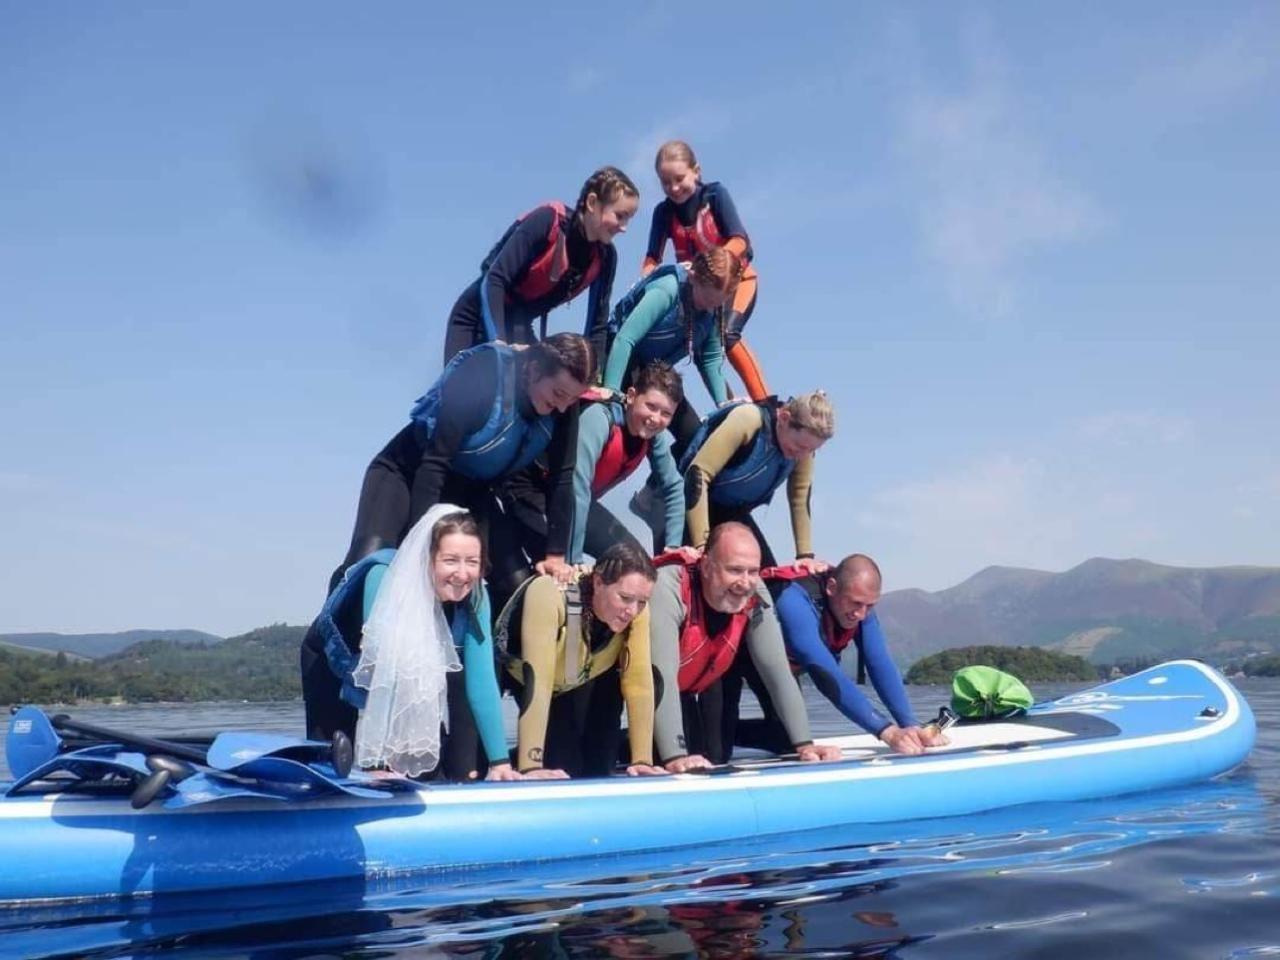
[802,721,1076,760]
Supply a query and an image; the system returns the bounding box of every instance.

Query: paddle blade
[7,746,151,795]
[6,707,62,780]
[229,755,402,800]
[206,732,332,771]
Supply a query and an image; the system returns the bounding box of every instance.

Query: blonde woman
[679,391,835,572]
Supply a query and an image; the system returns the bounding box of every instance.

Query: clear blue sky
[3,2,1277,635]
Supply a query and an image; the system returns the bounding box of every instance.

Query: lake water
[2,678,1277,959]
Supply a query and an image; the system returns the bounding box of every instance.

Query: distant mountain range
[4,558,1278,674]
[0,629,222,660]
[877,557,1280,666]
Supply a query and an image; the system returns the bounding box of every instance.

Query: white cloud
[854,454,1080,587]
[1130,13,1278,121]
[1075,411,1194,447]
[895,23,1101,318]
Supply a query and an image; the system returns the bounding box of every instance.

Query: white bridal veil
[352,503,466,775]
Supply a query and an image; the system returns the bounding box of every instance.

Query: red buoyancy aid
[761,566,858,660]
[655,552,758,695]
[590,400,648,497]
[668,201,725,263]
[510,201,603,304]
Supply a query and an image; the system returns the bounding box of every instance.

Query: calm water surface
[2,679,1277,959]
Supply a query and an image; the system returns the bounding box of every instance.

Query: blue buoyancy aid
[312,548,397,710]
[607,264,718,368]
[679,399,796,508]
[409,342,556,480]
[314,549,486,712]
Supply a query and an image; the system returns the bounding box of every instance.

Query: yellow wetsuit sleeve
[685,404,765,547]
[515,576,565,772]
[787,453,815,558]
[618,606,655,766]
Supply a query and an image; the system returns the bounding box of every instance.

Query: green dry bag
[951,665,1034,720]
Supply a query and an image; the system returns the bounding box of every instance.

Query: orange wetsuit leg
[724,273,768,400]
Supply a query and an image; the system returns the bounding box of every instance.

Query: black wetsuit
[333,348,579,598]
[443,205,617,367]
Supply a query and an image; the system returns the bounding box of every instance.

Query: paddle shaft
[50,714,208,765]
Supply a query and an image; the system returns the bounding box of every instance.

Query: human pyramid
[300,141,949,781]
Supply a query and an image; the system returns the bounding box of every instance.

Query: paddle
[205,731,354,776]
[52,715,359,806]
[48,714,354,778]
[8,708,204,805]
[6,708,404,808]
[50,714,209,765]
[5,706,64,780]
[7,708,360,806]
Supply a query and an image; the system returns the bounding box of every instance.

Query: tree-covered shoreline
[4,627,1274,708]
[0,625,305,706]
[905,646,1099,685]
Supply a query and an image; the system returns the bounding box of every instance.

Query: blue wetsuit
[773,583,917,735]
[726,578,917,755]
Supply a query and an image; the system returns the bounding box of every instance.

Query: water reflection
[1,775,1265,960]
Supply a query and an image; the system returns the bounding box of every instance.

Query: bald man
[728,554,949,756]
[648,522,842,770]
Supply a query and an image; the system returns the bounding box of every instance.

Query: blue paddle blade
[228,755,401,800]
[6,745,151,795]
[6,706,63,781]
[161,765,411,808]
[162,771,314,809]
[205,731,333,771]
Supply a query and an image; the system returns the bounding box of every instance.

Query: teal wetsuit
[603,272,728,403]
[568,402,685,561]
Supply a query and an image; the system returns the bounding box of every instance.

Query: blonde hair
[655,140,698,171]
[783,391,836,440]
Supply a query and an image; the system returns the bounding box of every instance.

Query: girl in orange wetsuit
[642,140,767,400]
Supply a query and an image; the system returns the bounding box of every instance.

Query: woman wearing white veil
[350,504,519,780]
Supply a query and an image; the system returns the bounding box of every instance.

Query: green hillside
[0,629,223,659]
[0,624,305,705]
[905,646,1099,685]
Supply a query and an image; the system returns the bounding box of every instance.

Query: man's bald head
[834,553,882,591]
[699,522,762,614]
[826,554,882,630]
[706,521,760,563]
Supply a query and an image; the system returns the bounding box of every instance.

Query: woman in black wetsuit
[331,333,594,600]
[443,166,639,367]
